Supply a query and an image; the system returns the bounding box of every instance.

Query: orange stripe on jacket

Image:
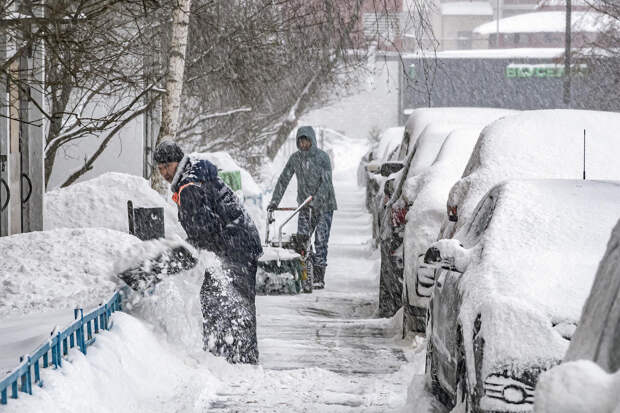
[172,182,199,206]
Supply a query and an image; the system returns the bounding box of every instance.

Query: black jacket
[171,155,263,263]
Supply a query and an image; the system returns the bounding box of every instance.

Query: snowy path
[206,174,419,412]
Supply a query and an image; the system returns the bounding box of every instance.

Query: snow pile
[402,128,481,306]
[126,248,223,351]
[0,228,143,318]
[454,180,620,383]
[398,107,515,159]
[534,360,620,413]
[44,172,186,239]
[4,312,220,413]
[448,109,620,237]
[474,10,611,34]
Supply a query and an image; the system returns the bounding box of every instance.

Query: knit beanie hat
[153,140,184,164]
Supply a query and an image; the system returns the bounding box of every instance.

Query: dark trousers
[298,208,334,268]
[200,257,259,364]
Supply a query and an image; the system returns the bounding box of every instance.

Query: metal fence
[0,289,126,405]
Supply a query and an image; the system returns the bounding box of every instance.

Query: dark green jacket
[270,126,337,212]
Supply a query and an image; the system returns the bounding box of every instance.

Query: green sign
[408,64,416,80]
[506,63,588,79]
[218,170,242,191]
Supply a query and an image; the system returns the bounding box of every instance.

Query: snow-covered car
[442,109,620,240]
[361,127,404,238]
[378,122,471,317]
[400,127,482,333]
[423,180,620,413]
[534,219,620,413]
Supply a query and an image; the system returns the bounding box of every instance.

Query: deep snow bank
[2,312,220,413]
[44,172,186,239]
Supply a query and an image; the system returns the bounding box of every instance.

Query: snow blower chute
[257,196,314,295]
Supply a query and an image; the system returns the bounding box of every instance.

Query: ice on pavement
[1,133,444,412]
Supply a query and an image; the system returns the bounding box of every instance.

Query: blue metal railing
[0,289,126,405]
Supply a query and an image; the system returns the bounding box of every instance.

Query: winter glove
[267,202,277,212]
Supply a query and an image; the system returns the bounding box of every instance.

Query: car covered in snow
[378,122,474,317]
[400,127,483,333]
[442,109,620,240]
[423,180,620,413]
[534,218,620,413]
[377,108,515,317]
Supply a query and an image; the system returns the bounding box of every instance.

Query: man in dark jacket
[154,141,262,364]
[268,126,337,289]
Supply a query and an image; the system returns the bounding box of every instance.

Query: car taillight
[447,205,458,222]
[392,205,408,227]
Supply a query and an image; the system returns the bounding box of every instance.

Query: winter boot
[313,266,326,289]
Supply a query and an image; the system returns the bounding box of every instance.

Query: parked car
[441,109,620,240]
[378,122,472,317]
[377,108,515,318]
[360,127,404,239]
[423,180,620,413]
[400,127,482,333]
[534,219,620,413]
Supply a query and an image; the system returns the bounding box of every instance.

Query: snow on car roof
[458,179,620,377]
[450,109,620,237]
[473,11,608,35]
[374,126,404,163]
[399,107,515,160]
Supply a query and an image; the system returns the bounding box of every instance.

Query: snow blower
[257,196,314,295]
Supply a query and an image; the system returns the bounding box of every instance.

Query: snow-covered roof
[458,179,620,380]
[440,1,493,16]
[448,109,620,236]
[473,10,608,34]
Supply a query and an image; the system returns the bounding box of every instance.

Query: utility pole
[563,0,572,106]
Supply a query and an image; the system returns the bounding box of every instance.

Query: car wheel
[456,338,473,412]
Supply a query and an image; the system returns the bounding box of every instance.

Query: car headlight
[484,374,535,406]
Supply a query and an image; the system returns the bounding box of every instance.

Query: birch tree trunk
[152,0,192,192]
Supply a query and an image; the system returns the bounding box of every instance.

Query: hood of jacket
[296,126,318,157]
[171,154,218,192]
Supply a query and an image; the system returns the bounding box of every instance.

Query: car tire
[456,337,473,413]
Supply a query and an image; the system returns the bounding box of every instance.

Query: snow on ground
[534,360,620,413]
[2,132,438,412]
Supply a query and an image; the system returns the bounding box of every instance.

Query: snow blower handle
[276,196,313,265]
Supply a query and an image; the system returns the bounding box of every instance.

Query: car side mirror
[423,239,471,273]
[380,161,404,177]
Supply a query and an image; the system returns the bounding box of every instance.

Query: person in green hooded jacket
[268,126,337,289]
